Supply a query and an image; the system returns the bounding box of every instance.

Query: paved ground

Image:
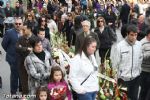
[0,28,123,100]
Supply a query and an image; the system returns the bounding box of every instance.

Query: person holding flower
[69,36,99,100]
[48,66,71,100]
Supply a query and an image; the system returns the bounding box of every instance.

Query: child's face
[53,71,62,82]
[38,31,45,40]
[39,91,47,100]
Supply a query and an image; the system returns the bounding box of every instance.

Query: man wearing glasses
[1,18,23,97]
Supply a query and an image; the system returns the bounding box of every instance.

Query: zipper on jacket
[131,46,133,79]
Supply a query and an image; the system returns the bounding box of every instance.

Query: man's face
[138,15,144,23]
[38,31,45,40]
[82,23,90,33]
[6,3,10,8]
[16,2,20,7]
[127,32,137,43]
[15,19,23,31]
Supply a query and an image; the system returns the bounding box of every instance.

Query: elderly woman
[24,37,51,95]
[69,36,99,100]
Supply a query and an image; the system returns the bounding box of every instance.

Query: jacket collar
[30,51,48,65]
[81,52,98,67]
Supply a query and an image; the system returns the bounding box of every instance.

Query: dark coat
[94,26,117,49]
[16,34,37,59]
[4,7,14,17]
[62,20,74,46]
[119,3,130,24]
[104,11,116,31]
[1,28,20,63]
[75,31,100,54]
[16,34,37,94]
[14,7,24,17]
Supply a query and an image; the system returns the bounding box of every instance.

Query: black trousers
[118,76,140,100]
[0,76,2,88]
[99,48,111,64]
[139,71,150,100]
[0,24,4,37]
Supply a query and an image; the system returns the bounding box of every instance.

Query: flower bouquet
[98,59,127,100]
[50,86,67,100]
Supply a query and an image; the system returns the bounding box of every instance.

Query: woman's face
[98,19,104,27]
[33,41,43,53]
[27,14,33,21]
[39,91,47,100]
[87,42,97,55]
[41,18,46,26]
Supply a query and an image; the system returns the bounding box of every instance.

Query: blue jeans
[77,91,97,100]
[8,61,20,94]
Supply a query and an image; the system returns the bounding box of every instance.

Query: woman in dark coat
[104,5,117,32]
[94,17,117,64]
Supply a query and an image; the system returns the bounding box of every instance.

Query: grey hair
[81,20,91,28]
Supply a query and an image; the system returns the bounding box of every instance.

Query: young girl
[48,66,71,100]
[36,86,50,100]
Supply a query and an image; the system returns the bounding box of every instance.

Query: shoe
[0,76,2,88]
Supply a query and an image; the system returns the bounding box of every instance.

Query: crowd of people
[0,0,150,100]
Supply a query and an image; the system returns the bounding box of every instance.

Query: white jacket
[69,52,99,94]
[112,39,143,81]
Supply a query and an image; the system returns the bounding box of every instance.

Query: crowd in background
[0,0,150,100]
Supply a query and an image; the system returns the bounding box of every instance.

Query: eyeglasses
[15,23,22,25]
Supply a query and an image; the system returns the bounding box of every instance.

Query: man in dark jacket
[4,2,14,17]
[75,20,100,54]
[16,24,37,95]
[1,18,23,96]
[119,0,130,25]
[62,13,74,47]
[14,1,24,18]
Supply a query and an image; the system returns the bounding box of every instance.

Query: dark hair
[127,24,138,35]
[49,66,64,83]
[23,23,32,31]
[30,37,41,48]
[0,1,4,6]
[46,14,52,20]
[79,35,97,57]
[146,27,150,36]
[38,15,47,27]
[74,16,82,29]
[36,86,50,100]
[38,28,45,34]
